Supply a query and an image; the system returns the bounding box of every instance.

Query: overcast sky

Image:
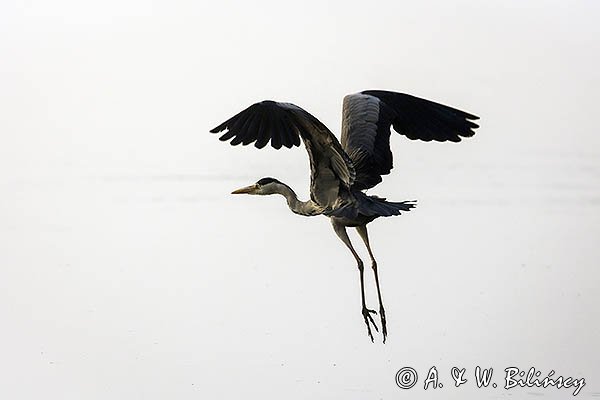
[1,0,599,181]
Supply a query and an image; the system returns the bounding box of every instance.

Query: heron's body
[330,215,375,228]
[211,90,479,342]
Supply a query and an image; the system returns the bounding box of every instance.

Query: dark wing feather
[341,90,479,190]
[211,101,355,208]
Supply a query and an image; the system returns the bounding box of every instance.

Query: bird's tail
[386,199,417,213]
[370,197,417,216]
[326,193,416,219]
[354,192,416,217]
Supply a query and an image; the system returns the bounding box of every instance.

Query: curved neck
[274,183,322,216]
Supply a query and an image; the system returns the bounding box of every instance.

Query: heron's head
[231,177,286,195]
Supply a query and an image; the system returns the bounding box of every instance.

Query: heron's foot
[380,306,387,343]
[362,307,379,342]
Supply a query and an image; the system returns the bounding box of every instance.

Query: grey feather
[341,90,479,190]
[211,100,355,210]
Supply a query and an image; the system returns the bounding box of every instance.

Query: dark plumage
[211,90,479,342]
[256,177,281,186]
[342,90,479,190]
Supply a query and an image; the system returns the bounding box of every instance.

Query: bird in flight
[210,90,479,342]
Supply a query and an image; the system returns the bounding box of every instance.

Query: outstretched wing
[211,100,355,208]
[341,90,479,190]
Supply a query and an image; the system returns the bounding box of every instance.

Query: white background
[1,0,599,398]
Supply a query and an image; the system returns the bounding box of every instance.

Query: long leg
[331,220,378,342]
[356,224,388,343]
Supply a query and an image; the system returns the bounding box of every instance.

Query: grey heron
[210,90,479,342]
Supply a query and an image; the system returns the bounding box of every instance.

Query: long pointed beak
[231,184,258,194]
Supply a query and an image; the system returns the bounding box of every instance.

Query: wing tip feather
[210,124,226,133]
